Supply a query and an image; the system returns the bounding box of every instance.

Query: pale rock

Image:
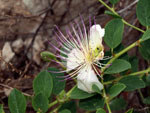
[2,42,15,62]
[12,39,24,53]
[22,0,49,15]
[1,42,15,70]
[33,35,44,65]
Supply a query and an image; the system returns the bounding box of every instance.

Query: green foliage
[48,68,66,95]
[110,97,127,110]
[141,30,150,41]
[143,96,150,105]
[105,59,131,74]
[8,89,26,113]
[92,84,102,94]
[33,70,53,98]
[0,104,5,113]
[32,93,49,113]
[129,56,138,72]
[125,108,133,113]
[79,95,104,111]
[40,51,57,62]
[69,86,94,99]
[59,101,76,113]
[104,19,124,48]
[119,76,146,91]
[108,83,126,99]
[58,109,71,113]
[104,10,121,18]
[109,0,120,4]
[139,39,150,60]
[143,75,150,87]
[136,0,150,26]
[96,108,106,113]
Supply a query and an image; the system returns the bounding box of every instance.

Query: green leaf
[136,0,150,26]
[0,104,5,113]
[32,93,49,113]
[108,83,126,99]
[33,70,53,98]
[104,19,124,48]
[59,101,76,113]
[58,109,71,113]
[109,0,120,4]
[143,75,150,87]
[110,97,127,111]
[139,39,150,60]
[48,68,66,95]
[96,108,106,113]
[143,96,150,105]
[8,89,26,113]
[105,59,131,74]
[92,84,102,94]
[129,56,138,72]
[119,76,146,91]
[105,10,121,18]
[141,30,150,41]
[79,95,104,111]
[40,51,56,62]
[125,108,133,113]
[69,86,94,99]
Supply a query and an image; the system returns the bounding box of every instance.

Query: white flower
[49,20,106,93]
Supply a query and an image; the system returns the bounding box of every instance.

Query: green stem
[101,40,139,74]
[98,0,145,33]
[102,80,112,113]
[104,67,150,85]
[48,86,76,109]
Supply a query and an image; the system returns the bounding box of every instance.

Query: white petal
[77,65,103,93]
[89,24,105,50]
[66,48,84,70]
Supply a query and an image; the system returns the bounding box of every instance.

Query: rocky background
[0,0,147,112]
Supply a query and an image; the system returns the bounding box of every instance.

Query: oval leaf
[92,84,102,94]
[109,0,120,4]
[69,86,94,99]
[40,51,56,62]
[139,39,150,60]
[58,109,71,113]
[119,76,146,91]
[32,93,49,113]
[141,30,150,41]
[8,89,26,113]
[33,70,53,98]
[96,108,106,113]
[104,19,124,48]
[110,98,127,110]
[105,59,131,74]
[136,0,150,26]
[79,95,104,111]
[108,83,126,99]
[48,68,66,95]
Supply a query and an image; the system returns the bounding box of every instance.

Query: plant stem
[102,80,112,113]
[48,86,76,109]
[101,40,139,74]
[104,67,150,85]
[98,0,145,33]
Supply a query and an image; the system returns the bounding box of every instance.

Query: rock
[12,39,24,54]
[33,35,44,65]
[22,0,49,15]
[1,42,15,70]
[2,42,15,62]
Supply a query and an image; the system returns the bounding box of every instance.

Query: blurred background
[0,0,147,112]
